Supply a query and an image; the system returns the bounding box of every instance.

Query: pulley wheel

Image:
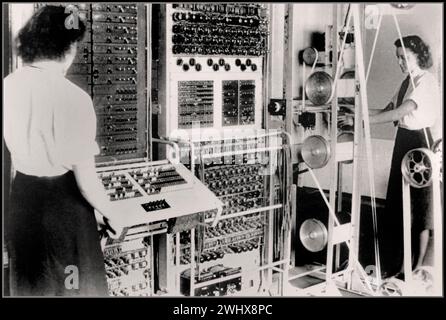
[401,148,435,188]
[303,47,318,66]
[299,218,328,252]
[412,266,434,294]
[305,71,333,106]
[301,135,331,169]
[378,278,409,296]
[390,4,416,9]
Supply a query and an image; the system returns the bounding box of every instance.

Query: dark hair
[16,5,86,63]
[394,35,433,69]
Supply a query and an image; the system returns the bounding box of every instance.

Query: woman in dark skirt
[4,6,123,296]
[340,35,441,277]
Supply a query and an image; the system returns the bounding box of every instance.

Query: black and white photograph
[2,2,443,301]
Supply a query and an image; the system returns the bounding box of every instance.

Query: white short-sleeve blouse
[4,64,99,177]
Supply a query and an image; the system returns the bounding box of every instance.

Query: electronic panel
[103,238,152,296]
[36,3,148,163]
[170,3,267,57]
[180,265,242,296]
[170,135,285,296]
[97,159,223,297]
[157,3,268,140]
[90,3,147,162]
[178,80,214,128]
[222,80,256,126]
[96,160,222,227]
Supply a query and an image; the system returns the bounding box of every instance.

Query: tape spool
[401,148,435,188]
[305,71,333,106]
[300,135,331,169]
[390,3,416,9]
[412,266,435,295]
[378,278,409,296]
[299,218,328,252]
[303,47,318,66]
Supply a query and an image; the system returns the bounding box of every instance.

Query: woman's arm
[369,99,417,124]
[338,102,396,126]
[72,157,124,238]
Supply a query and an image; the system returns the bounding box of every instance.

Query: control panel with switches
[96,159,222,227]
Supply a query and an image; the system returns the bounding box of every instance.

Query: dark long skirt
[8,171,108,296]
[380,127,434,275]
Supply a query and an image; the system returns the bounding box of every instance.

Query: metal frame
[169,132,292,296]
[276,3,379,296]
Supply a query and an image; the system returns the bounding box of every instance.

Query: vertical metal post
[150,235,155,296]
[282,4,296,289]
[335,162,343,271]
[190,228,195,297]
[175,232,180,295]
[347,5,363,289]
[431,162,442,295]
[264,4,273,131]
[402,179,413,287]
[325,3,339,281]
[145,4,152,160]
[283,3,294,134]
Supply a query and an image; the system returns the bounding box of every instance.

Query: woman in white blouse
[4,6,122,296]
[341,35,441,279]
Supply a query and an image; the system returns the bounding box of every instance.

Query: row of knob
[100,145,138,155]
[172,45,264,56]
[173,4,261,16]
[176,57,258,72]
[172,24,264,37]
[181,239,260,264]
[109,282,149,297]
[93,66,136,74]
[213,183,263,197]
[172,34,261,46]
[205,165,262,179]
[172,12,262,27]
[92,4,137,13]
[208,177,262,190]
[105,260,149,277]
[206,223,262,238]
[222,198,264,211]
[208,178,262,190]
[104,250,147,266]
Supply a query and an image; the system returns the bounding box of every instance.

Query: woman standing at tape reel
[340,35,441,278]
[4,6,123,296]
